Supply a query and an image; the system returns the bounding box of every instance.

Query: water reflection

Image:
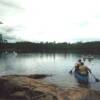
[0,53,100,90]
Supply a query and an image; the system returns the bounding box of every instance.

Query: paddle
[90,73,100,82]
[69,67,74,74]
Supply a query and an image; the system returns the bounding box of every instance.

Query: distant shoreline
[0,41,100,54]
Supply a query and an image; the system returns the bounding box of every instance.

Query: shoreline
[0,74,100,100]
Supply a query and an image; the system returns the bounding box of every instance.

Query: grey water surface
[0,53,100,90]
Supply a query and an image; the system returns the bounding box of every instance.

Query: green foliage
[1,41,100,54]
[0,34,3,43]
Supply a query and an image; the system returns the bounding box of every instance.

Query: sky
[0,0,100,43]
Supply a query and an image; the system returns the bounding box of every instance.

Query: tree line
[0,34,100,54]
[0,41,100,54]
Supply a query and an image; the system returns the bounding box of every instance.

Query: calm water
[0,53,100,90]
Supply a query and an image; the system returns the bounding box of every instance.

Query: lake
[0,53,100,90]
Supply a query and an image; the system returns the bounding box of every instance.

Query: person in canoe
[69,59,82,74]
[75,59,82,72]
[78,62,91,76]
[75,62,91,84]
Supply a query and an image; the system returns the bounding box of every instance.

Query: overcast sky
[0,0,100,42]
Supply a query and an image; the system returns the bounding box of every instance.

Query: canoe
[74,71,89,84]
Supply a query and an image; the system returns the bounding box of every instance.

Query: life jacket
[79,65,88,75]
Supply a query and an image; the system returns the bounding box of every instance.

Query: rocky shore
[0,74,100,100]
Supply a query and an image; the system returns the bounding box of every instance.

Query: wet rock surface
[0,75,100,100]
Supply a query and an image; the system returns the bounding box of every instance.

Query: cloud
[0,0,100,42]
[0,21,3,24]
[0,0,23,9]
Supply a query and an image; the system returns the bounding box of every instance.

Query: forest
[0,34,100,54]
[0,41,100,54]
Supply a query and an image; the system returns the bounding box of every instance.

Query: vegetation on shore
[0,41,100,54]
[0,34,100,54]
